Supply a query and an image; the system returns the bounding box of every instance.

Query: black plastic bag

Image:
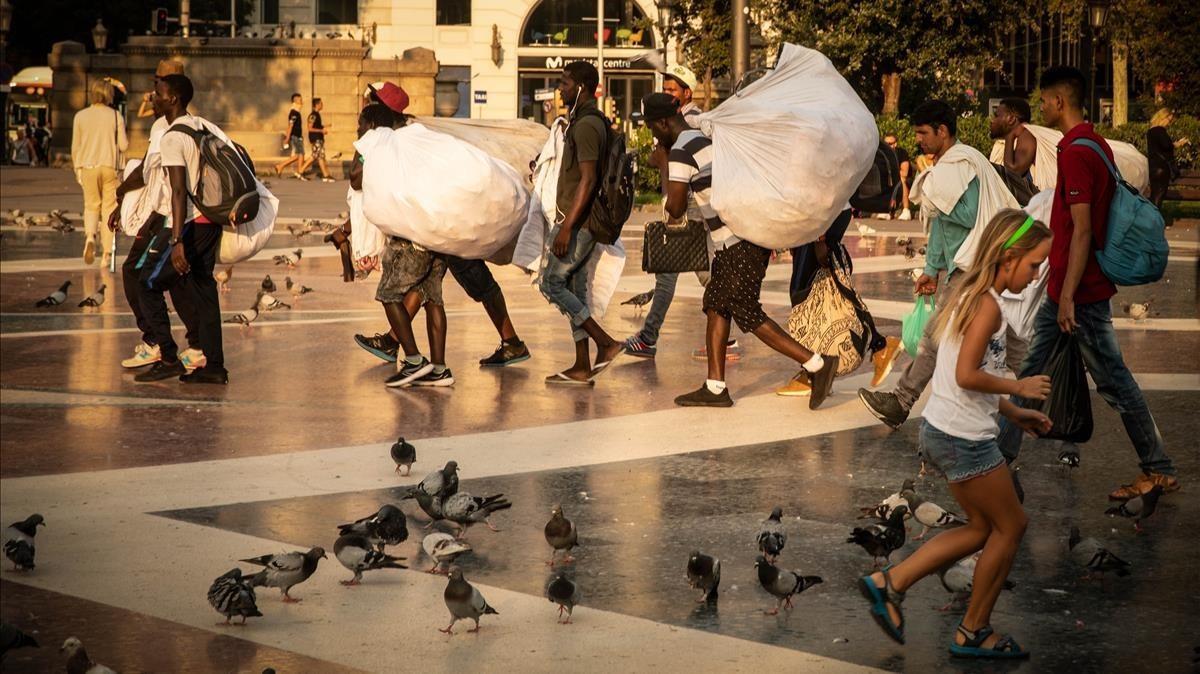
[1022,332,1093,443]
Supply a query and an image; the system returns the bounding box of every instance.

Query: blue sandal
[949,623,1030,659]
[858,565,905,644]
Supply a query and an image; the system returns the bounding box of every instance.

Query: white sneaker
[874,212,892,220]
[179,348,207,372]
[122,342,161,369]
[898,208,912,221]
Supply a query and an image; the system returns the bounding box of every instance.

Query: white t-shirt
[143,116,170,217]
[923,288,1008,441]
[158,114,234,224]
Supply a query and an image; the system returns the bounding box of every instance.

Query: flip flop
[545,372,594,387]
[588,350,624,381]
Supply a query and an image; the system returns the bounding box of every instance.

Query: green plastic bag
[901,295,935,357]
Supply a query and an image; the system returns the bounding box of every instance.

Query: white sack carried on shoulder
[514,118,567,272]
[347,187,387,260]
[421,117,549,177]
[119,159,158,236]
[698,43,878,249]
[218,179,278,265]
[988,124,1149,194]
[356,124,530,259]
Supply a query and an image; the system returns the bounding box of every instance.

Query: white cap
[662,64,698,91]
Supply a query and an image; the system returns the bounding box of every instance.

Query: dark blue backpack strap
[1069,138,1124,182]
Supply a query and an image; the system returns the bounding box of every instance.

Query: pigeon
[285,276,313,299]
[1057,444,1081,469]
[334,533,407,585]
[621,289,655,308]
[1122,301,1151,321]
[215,266,233,292]
[895,236,911,246]
[59,637,115,674]
[756,506,787,562]
[50,218,74,233]
[77,284,106,308]
[403,488,445,526]
[1068,526,1131,579]
[390,437,416,475]
[49,209,71,224]
[273,249,303,268]
[35,280,71,307]
[422,532,472,574]
[858,479,915,521]
[544,504,578,565]
[13,215,32,228]
[4,514,44,570]
[240,547,327,602]
[413,461,460,500]
[421,532,471,574]
[686,551,721,603]
[547,573,580,624]
[1,622,39,658]
[337,504,409,550]
[847,505,908,567]
[257,292,291,311]
[207,567,262,625]
[440,566,498,634]
[1104,485,1163,533]
[442,492,513,538]
[225,302,259,326]
[261,274,276,293]
[936,553,1016,611]
[287,224,310,239]
[901,487,967,539]
[8,208,22,218]
[754,556,823,615]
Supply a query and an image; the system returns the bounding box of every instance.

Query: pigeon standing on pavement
[334,533,407,585]
[686,551,721,603]
[257,292,291,311]
[442,492,513,538]
[1105,485,1163,533]
[273,249,303,268]
[4,514,44,571]
[59,637,115,674]
[1,622,39,658]
[337,504,408,551]
[901,487,967,540]
[546,573,580,624]
[440,566,498,634]
[754,556,823,615]
[858,479,915,521]
[404,489,445,526]
[225,301,260,326]
[847,505,909,567]
[1068,526,1131,579]
[207,568,263,625]
[240,547,327,602]
[544,504,578,565]
[35,280,71,307]
[621,289,655,308]
[77,284,106,308]
[413,461,459,499]
[285,276,313,299]
[390,437,416,475]
[261,274,276,293]
[756,506,787,562]
[422,533,472,574]
[216,267,233,292]
[936,553,1015,611]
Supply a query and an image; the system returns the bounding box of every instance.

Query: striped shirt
[668,129,739,248]
[681,102,702,129]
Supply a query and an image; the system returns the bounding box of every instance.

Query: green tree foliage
[660,0,733,84]
[1119,0,1200,116]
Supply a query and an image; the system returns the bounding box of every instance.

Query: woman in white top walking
[857,209,1053,659]
[71,78,129,266]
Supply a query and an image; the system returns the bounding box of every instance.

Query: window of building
[261,0,279,24]
[317,0,357,25]
[437,0,471,26]
[522,0,653,48]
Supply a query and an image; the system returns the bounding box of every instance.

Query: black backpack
[574,108,635,245]
[850,139,901,214]
[168,123,260,225]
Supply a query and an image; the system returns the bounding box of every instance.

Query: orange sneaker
[1108,472,1180,501]
[776,371,811,397]
[870,336,903,388]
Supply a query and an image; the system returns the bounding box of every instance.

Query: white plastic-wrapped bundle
[988,124,1150,194]
[118,159,157,236]
[698,43,878,249]
[355,124,531,259]
[218,179,278,264]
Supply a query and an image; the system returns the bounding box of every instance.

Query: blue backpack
[1070,138,1168,286]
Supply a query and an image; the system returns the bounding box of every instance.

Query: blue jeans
[539,224,597,342]
[920,421,1005,483]
[998,298,1172,475]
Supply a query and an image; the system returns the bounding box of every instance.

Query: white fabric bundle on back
[218,179,278,264]
[355,124,531,259]
[420,117,548,177]
[118,159,155,236]
[988,124,1149,195]
[697,43,878,249]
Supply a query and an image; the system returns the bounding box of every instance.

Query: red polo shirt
[1048,123,1117,305]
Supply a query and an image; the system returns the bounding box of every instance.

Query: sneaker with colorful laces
[691,340,742,361]
[179,348,207,372]
[1108,472,1180,501]
[871,336,903,388]
[776,370,811,397]
[355,332,400,363]
[623,335,657,359]
[121,342,161,369]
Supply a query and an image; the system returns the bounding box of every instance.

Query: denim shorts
[919,421,1005,483]
[288,135,304,156]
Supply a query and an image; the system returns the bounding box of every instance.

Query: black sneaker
[674,385,734,408]
[385,357,434,388]
[355,332,399,363]
[134,359,186,382]
[808,355,840,410]
[180,366,229,385]
[411,367,455,387]
[858,388,909,429]
[479,340,530,367]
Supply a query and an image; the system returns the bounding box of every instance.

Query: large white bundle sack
[988,124,1149,194]
[118,159,158,236]
[698,43,878,249]
[347,187,387,261]
[355,124,530,259]
[421,117,548,177]
[218,179,278,265]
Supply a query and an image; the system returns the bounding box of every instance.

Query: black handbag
[642,219,710,273]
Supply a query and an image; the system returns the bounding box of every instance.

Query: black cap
[640,93,680,123]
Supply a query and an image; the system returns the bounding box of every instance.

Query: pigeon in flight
[337,504,408,551]
[207,567,263,625]
[440,566,498,634]
[422,532,472,574]
[442,492,513,539]
[1068,526,1131,579]
[273,249,303,268]
[1105,485,1163,533]
[754,556,822,615]
[390,437,416,475]
[901,487,967,540]
[257,292,291,312]
[240,547,327,602]
[59,637,116,674]
[1,622,39,658]
[261,274,276,293]
[35,280,71,307]
[756,506,787,562]
[334,533,407,585]
[686,551,720,603]
[546,573,580,624]
[4,514,44,571]
[847,505,908,568]
[78,284,106,308]
[544,504,578,565]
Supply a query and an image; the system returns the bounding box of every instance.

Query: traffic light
[152,8,169,35]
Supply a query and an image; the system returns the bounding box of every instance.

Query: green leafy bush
[1097,116,1199,170]
[629,126,662,198]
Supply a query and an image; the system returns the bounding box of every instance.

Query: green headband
[1003,215,1036,250]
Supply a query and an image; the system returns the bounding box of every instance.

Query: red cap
[374,82,409,114]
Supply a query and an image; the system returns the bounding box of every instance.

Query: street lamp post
[731,0,749,82]
[91,18,109,52]
[655,0,677,64]
[1087,0,1110,122]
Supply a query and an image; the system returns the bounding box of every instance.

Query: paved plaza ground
[1,166,1198,672]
